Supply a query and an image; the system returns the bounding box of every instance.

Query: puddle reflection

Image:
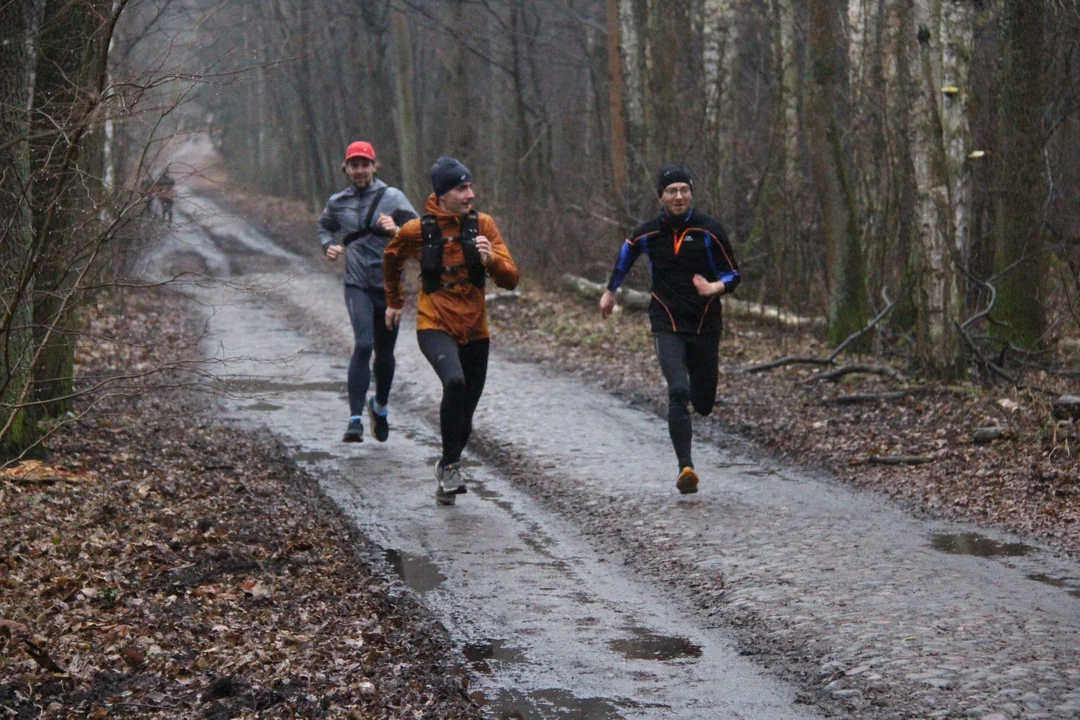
[490,688,627,719]
[929,532,1034,558]
[1028,573,1080,598]
[384,549,445,593]
[462,638,526,673]
[609,627,703,661]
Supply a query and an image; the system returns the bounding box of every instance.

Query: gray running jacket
[317,179,418,290]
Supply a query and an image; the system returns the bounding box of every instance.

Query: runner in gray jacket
[319,141,418,443]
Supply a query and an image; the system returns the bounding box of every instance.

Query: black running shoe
[368,397,389,443]
[342,418,363,443]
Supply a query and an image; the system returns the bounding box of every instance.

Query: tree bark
[993,0,1048,348]
[29,0,103,419]
[909,0,965,378]
[391,10,422,204]
[0,0,37,458]
[805,0,870,345]
[605,0,628,200]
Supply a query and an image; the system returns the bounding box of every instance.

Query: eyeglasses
[663,186,693,197]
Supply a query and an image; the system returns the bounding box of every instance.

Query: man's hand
[325,244,344,261]
[376,214,399,236]
[475,235,493,266]
[693,274,725,297]
[599,289,617,319]
[385,307,403,330]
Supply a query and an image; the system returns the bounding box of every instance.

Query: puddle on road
[608,627,703,661]
[241,401,282,411]
[488,688,627,719]
[461,639,526,673]
[1028,573,1080,598]
[216,378,348,395]
[293,450,338,463]
[929,532,1034,558]
[384,549,445,593]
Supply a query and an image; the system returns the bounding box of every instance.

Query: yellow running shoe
[676,466,699,495]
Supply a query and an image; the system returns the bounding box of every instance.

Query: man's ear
[341,163,347,174]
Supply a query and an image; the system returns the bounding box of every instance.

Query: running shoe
[435,460,467,505]
[342,418,364,443]
[367,397,389,442]
[676,466,699,494]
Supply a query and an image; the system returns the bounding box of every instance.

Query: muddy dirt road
[143,194,1080,719]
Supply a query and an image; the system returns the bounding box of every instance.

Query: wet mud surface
[152,194,1080,718]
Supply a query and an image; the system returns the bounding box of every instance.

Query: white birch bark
[618,0,645,164]
[778,0,798,196]
[910,0,964,376]
[940,0,973,259]
[701,0,738,194]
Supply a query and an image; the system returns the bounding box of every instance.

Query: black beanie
[431,156,473,197]
[657,164,694,196]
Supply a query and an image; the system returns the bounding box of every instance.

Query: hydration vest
[419,210,486,294]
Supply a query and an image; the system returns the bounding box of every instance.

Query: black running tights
[654,331,720,470]
[346,286,398,416]
[417,330,489,466]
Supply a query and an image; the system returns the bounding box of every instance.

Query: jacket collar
[424,193,468,226]
[349,178,387,196]
[660,206,694,228]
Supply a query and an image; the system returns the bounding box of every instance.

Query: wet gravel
[188,190,1080,720]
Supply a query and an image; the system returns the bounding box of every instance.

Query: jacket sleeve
[709,223,740,295]
[481,216,519,291]
[383,219,422,309]
[387,188,419,226]
[317,201,340,253]
[606,234,645,292]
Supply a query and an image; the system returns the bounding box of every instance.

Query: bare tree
[805,0,870,345]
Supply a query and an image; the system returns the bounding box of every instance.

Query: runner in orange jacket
[383,157,518,505]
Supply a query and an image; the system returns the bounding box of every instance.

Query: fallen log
[866,455,935,466]
[823,388,930,405]
[560,274,826,329]
[807,363,905,383]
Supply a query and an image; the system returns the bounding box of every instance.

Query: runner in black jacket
[599,164,740,494]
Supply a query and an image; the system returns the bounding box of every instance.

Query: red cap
[344,141,376,162]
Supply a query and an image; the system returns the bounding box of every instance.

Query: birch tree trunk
[909,0,965,378]
[606,0,628,199]
[747,0,799,308]
[993,0,1047,348]
[391,10,421,203]
[805,0,869,344]
[618,0,646,188]
[701,0,740,202]
[940,0,973,265]
[0,0,36,458]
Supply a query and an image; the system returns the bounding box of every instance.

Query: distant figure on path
[319,141,418,443]
[599,164,740,494]
[383,157,519,505]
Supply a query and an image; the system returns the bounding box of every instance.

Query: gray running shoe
[342,418,363,443]
[434,461,467,505]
